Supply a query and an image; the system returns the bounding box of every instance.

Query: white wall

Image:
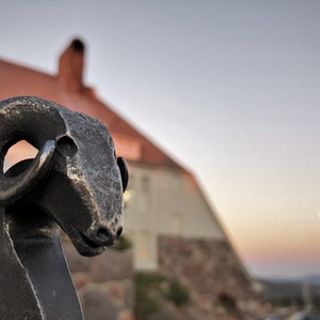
[124,163,226,270]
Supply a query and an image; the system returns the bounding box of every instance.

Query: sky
[1,0,320,278]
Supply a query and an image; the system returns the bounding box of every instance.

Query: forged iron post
[0,96,128,320]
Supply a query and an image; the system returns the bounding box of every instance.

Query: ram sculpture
[0,96,128,320]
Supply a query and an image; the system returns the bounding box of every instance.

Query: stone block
[118,309,135,320]
[80,284,119,320]
[72,272,91,289]
[104,280,134,309]
[90,250,133,282]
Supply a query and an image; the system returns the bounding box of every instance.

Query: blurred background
[1,1,320,319]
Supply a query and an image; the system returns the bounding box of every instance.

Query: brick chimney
[58,38,85,92]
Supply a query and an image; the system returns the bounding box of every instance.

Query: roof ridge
[0,57,55,80]
[0,56,189,173]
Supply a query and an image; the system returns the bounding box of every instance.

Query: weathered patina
[0,96,128,319]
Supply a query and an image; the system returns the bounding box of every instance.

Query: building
[0,39,259,319]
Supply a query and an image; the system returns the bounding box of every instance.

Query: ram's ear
[0,140,56,206]
[117,157,129,192]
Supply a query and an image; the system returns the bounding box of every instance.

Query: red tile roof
[0,42,187,172]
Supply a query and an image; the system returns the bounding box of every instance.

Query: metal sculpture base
[0,166,83,320]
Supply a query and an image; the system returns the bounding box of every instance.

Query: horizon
[1,0,320,278]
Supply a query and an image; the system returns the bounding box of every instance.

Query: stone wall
[158,236,262,320]
[63,236,267,320]
[63,241,135,320]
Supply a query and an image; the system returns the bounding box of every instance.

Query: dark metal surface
[0,96,128,320]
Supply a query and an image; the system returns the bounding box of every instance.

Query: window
[135,231,158,270]
[140,175,151,212]
[172,212,183,234]
[141,175,150,192]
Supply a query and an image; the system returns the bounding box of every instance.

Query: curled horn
[0,97,65,206]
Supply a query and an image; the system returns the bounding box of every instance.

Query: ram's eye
[57,136,78,157]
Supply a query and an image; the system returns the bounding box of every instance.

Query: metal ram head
[0,96,128,256]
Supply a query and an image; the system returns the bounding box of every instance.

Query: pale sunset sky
[1,0,320,278]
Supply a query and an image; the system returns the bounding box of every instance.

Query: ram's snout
[84,224,123,247]
[62,151,128,256]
